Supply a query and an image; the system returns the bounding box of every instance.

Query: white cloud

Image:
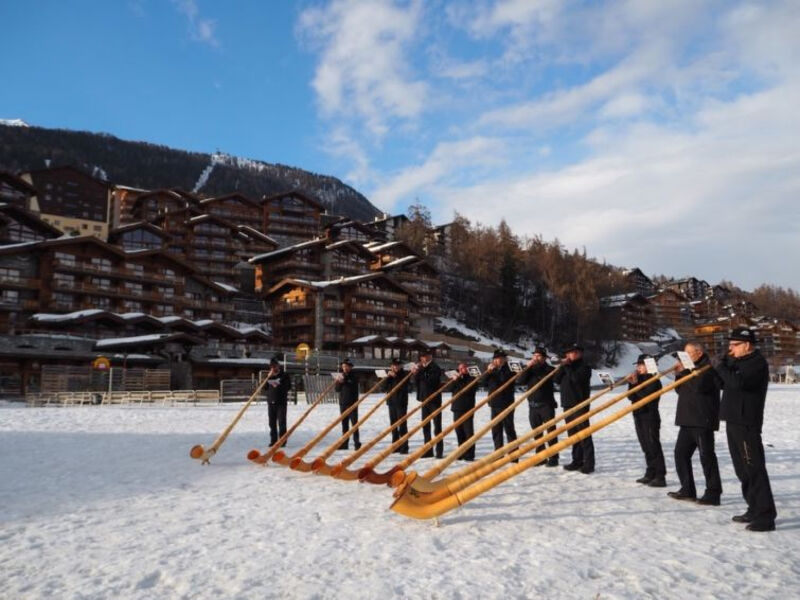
[172,0,219,47]
[298,0,427,137]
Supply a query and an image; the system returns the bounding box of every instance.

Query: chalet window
[210,312,223,320]
[91,277,111,289]
[157,286,174,298]
[95,297,112,309]
[125,262,144,274]
[1,289,19,304]
[124,282,143,294]
[0,267,20,282]
[52,292,73,305]
[54,251,76,265]
[122,300,142,311]
[183,309,195,318]
[90,257,112,272]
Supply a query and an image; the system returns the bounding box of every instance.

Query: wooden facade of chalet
[108,222,170,251]
[623,268,656,296]
[665,277,711,301]
[21,166,112,239]
[261,191,322,246]
[647,289,692,338]
[129,189,197,223]
[0,204,62,245]
[0,236,234,332]
[599,293,654,341]
[266,273,414,351]
[0,171,37,207]
[200,194,262,232]
[325,219,384,244]
[370,214,408,240]
[754,319,800,370]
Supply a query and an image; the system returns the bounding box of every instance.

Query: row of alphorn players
[263,326,777,532]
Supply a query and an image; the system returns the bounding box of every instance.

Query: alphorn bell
[310,371,414,475]
[389,366,710,520]
[329,377,455,481]
[246,378,338,465]
[271,375,387,469]
[398,368,672,500]
[364,364,531,485]
[357,368,485,484]
[190,374,271,465]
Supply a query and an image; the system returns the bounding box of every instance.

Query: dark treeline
[398,205,629,359]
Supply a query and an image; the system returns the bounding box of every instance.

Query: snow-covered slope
[2,386,797,599]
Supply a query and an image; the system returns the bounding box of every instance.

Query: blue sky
[2,1,799,292]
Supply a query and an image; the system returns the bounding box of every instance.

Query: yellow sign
[92,357,111,371]
[295,343,311,360]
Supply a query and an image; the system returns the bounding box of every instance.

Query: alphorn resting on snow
[389,365,707,521]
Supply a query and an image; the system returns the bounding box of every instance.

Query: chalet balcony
[352,288,407,303]
[273,300,314,314]
[350,301,407,317]
[323,300,344,310]
[274,315,315,327]
[52,258,181,284]
[0,275,40,288]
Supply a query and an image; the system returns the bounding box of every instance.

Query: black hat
[492,348,507,359]
[269,355,281,366]
[634,354,650,365]
[390,357,402,366]
[419,348,433,357]
[341,357,353,366]
[532,346,547,357]
[729,327,757,344]
[564,343,583,353]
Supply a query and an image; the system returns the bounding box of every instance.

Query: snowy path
[2,387,799,599]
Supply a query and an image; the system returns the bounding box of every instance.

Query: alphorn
[363,365,531,485]
[393,365,561,488]
[357,369,486,484]
[329,377,456,481]
[246,378,338,465]
[310,371,415,475]
[397,369,671,500]
[271,376,387,468]
[190,375,271,465]
[390,366,709,520]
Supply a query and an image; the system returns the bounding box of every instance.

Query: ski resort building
[599,293,655,341]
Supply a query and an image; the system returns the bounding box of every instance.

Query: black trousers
[564,405,594,469]
[339,403,360,447]
[633,413,666,479]
[421,401,443,457]
[726,423,777,525]
[268,402,287,445]
[388,400,409,452]
[490,403,517,451]
[674,426,721,498]
[452,411,475,460]
[529,403,558,459]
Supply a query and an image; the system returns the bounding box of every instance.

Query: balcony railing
[350,301,407,317]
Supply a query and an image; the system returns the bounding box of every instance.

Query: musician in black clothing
[383,358,410,454]
[520,346,559,467]
[335,358,361,450]
[449,362,477,461]
[668,342,722,504]
[485,348,518,454]
[716,327,777,532]
[265,356,291,446]
[413,349,444,458]
[554,343,595,474]
[626,354,667,487]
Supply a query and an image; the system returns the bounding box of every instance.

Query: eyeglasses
[728,341,745,347]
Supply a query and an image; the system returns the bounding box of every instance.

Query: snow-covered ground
[2,386,798,599]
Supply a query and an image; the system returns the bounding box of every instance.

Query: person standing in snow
[449,362,477,461]
[335,358,361,451]
[625,354,667,487]
[667,342,722,504]
[413,349,444,458]
[265,355,291,447]
[715,327,777,532]
[383,358,409,454]
[484,349,518,455]
[554,344,595,474]
[520,346,559,467]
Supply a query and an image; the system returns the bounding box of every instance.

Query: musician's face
[728,341,752,358]
[532,353,545,364]
[636,363,647,375]
[458,364,468,375]
[342,363,352,373]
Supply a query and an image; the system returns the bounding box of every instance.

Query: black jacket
[414,361,443,406]
[519,363,556,408]
[716,349,770,432]
[335,371,359,406]
[266,370,291,405]
[450,374,477,413]
[485,362,515,409]
[627,372,662,418]
[554,359,591,409]
[383,369,409,408]
[675,353,720,430]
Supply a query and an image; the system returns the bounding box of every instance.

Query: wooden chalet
[664,277,711,301]
[599,293,654,341]
[129,189,198,223]
[20,165,112,239]
[108,222,170,251]
[623,268,656,296]
[261,190,322,246]
[0,171,37,207]
[647,288,692,338]
[0,204,63,244]
[200,193,262,231]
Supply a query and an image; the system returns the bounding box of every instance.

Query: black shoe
[422,450,434,458]
[338,443,349,451]
[354,442,362,451]
[696,495,720,506]
[398,448,409,455]
[732,513,753,523]
[647,477,666,488]
[563,462,582,471]
[546,457,559,467]
[534,461,546,467]
[667,490,696,501]
[746,521,776,532]
[636,476,652,484]
[579,466,594,474]
[435,453,443,459]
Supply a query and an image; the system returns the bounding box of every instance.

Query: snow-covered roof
[249,238,324,263]
[381,255,418,269]
[31,309,107,323]
[213,282,240,293]
[95,334,172,348]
